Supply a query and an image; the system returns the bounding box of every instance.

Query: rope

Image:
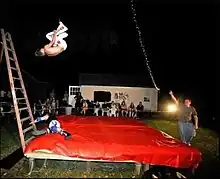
[1,65,49,85]
[21,69,49,84]
[130,0,160,91]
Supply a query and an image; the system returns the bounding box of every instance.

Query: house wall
[69,85,158,112]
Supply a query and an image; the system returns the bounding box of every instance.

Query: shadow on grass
[0,116,24,171]
[1,159,136,178]
[0,147,23,169]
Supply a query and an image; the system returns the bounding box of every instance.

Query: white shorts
[56,39,67,51]
[46,21,68,51]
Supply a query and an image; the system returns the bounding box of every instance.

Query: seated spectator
[101,102,109,116]
[94,101,101,116]
[128,102,136,118]
[81,100,88,116]
[115,103,121,117]
[121,100,127,117]
[109,101,117,117]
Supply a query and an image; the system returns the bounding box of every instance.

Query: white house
[68,73,158,112]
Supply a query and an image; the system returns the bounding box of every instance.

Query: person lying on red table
[30,113,71,140]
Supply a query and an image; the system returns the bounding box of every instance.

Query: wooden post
[135,163,142,175]
[143,164,149,172]
[86,161,91,172]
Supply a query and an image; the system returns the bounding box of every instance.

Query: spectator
[63,91,69,103]
[74,92,83,113]
[0,89,6,102]
[136,101,144,119]
[169,90,198,146]
[94,101,100,116]
[109,101,117,117]
[128,102,136,118]
[81,100,88,116]
[121,100,127,117]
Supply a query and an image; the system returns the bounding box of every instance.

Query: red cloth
[25,115,202,168]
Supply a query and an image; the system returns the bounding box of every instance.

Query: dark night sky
[1,1,217,111]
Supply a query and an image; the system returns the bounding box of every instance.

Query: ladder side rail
[7,32,36,131]
[1,29,26,150]
[0,41,4,64]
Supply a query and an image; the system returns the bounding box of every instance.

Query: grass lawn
[1,116,219,178]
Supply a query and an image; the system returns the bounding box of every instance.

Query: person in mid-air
[35,21,68,57]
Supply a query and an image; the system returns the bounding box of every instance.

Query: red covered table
[25,115,202,169]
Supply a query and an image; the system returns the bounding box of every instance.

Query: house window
[69,87,80,96]
[94,91,111,102]
[144,97,150,102]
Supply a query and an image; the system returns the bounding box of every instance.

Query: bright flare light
[167,104,177,112]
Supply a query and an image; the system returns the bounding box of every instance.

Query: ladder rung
[14,87,23,90]
[23,125,34,133]
[7,48,13,52]
[5,32,10,37]
[19,107,28,111]
[9,57,15,61]
[13,77,20,80]
[25,136,35,144]
[21,116,31,122]
[11,67,17,71]
[17,98,25,100]
[6,38,10,42]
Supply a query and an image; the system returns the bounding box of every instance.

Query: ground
[0,115,219,178]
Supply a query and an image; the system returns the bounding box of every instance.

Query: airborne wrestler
[35,21,68,57]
